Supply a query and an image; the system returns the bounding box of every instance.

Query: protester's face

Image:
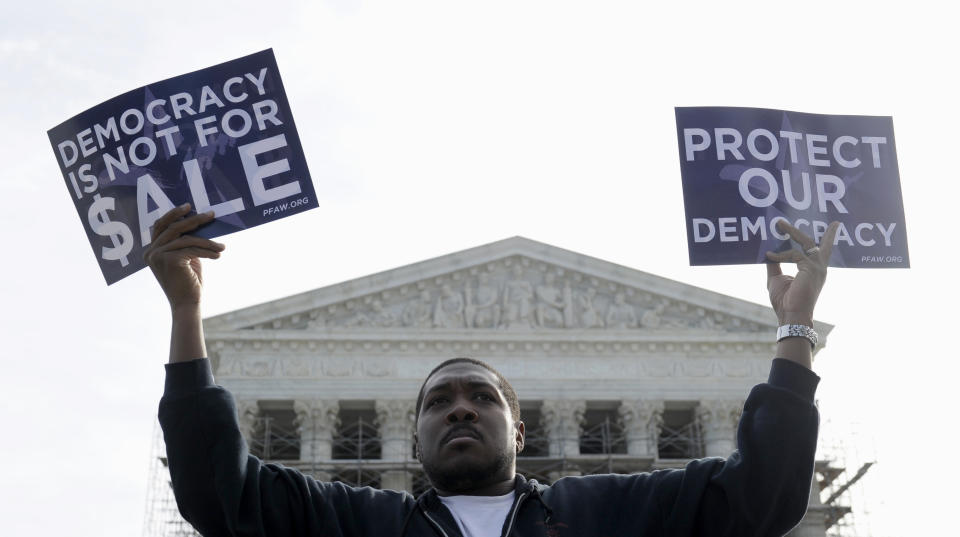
[416,364,523,493]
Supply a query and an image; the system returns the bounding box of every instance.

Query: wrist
[170,301,202,317]
[776,338,813,369]
[775,325,818,368]
[779,314,813,327]
[169,303,206,364]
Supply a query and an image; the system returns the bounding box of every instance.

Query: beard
[422,445,514,494]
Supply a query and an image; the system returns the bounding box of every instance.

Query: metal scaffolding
[142,421,200,537]
[816,419,877,537]
[579,415,628,455]
[248,415,300,461]
[330,414,383,488]
[332,415,382,461]
[657,421,704,460]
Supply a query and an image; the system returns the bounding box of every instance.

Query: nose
[445,400,478,423]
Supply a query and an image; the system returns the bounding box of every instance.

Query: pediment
[203,237,830,339]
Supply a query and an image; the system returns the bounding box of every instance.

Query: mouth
[442,426,482,446]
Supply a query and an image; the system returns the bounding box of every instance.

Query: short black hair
[415,357,521,425]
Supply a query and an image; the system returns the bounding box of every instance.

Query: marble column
[540,400,585,480]
[376,399,415,492]
[540,399,585,453]
[696,399,742,457]
[618,399,664,458]
[235,398,260,445]
[293,399,340,462]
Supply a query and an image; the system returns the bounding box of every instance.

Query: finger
[765,249,805,265]
[150,235,225,256]
[172,246,223,261]
[775,220,815,250]
[765,259,783,292]
[151,203,194,242]
[147,244,223,266]
[145,236,224,266]
[151,212,214,249]
[765,258,783,279]
[818,221,840,264]
[152,211,216,249]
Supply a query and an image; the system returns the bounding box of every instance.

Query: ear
[515,420,525,454]
[414,433,422,461]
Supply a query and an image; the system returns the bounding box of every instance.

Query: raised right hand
[764,220,839,327]
[143,203,225,311]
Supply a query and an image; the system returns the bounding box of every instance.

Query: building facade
[145,237,849,536]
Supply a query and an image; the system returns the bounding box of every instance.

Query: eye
[426,396,448,408]
[475,392,495,402]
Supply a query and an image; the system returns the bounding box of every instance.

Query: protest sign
[675,107,909,268]
[48,49,317,285]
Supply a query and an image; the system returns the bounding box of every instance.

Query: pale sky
[1,1,956,535]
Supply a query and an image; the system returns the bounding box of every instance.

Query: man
[149,203,836,537]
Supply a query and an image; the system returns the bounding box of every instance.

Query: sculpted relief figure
[306,314,327,330]
[698,308,718,329]
[465,273,501,328]
[605,292,638,329]
[534,272,569,328]
[562,282,575,327]
[464,286,476,328]
[501,265,534,329]
[433,284,464,328]
[343,300,396,328]
[641,300,686,329]
[402,290,433,328]
[578,287,604,328]
[342,310,371,328]
[370,300,397,327]
[640,303,664,328]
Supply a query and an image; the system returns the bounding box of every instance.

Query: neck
[436,475,516,497]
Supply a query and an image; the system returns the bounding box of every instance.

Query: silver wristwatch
[776,324,818,348]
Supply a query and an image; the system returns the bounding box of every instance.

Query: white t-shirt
[438,491,516,537]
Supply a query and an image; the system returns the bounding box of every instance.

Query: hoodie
[159,358,819,537]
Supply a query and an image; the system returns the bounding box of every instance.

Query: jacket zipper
[421,510,452,537]
[502,491,529,537]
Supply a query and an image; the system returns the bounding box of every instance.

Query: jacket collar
[416,475,551,537]
[419,474,539,510]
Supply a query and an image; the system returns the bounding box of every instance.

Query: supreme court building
[145,237,852,537]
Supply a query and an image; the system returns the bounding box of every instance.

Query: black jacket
[159,358,819,537]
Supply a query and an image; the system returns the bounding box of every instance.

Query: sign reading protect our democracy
[48,49,317,285]
[675,107,909,268]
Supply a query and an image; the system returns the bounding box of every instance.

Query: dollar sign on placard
[87,194,133,267]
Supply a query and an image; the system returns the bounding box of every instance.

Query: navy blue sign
[675,107,909,268]
[48,49,317,284]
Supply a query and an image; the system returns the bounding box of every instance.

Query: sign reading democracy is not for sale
[48,49,317,285]
[675,107,909,268]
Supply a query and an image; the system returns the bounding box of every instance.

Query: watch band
[776,324,818,348]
